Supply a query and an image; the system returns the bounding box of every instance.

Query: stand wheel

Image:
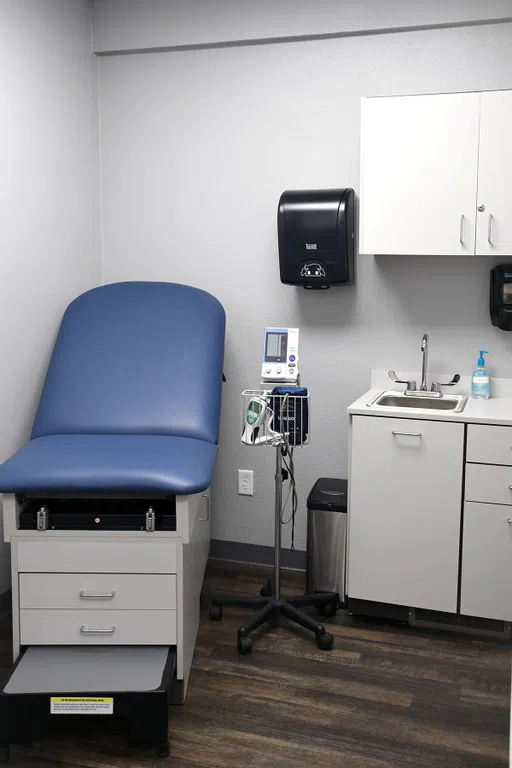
[157,740,170,758]
[319,602,337,619]
[316,632,334,651]
[237,636,253,655]
[0,745,10,763]
[209,604,222,621]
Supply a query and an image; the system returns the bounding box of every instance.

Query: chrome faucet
[389,332,461,397]
[420,333,428,391]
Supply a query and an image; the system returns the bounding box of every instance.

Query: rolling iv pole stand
[209,439,339,654]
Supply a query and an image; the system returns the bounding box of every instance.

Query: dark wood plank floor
[1,561,510,767]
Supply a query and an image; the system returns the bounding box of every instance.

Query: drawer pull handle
[392,431,422,437]
[79,590,116,600]
[507,519,512,524]
[508,486,512,491]
[80,625,116,635]
[198,494,210,522]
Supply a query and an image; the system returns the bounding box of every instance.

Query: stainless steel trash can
[306,478,347,606]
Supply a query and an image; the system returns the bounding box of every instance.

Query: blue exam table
[0,281,226,760]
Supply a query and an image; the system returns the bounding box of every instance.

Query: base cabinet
[460,502,512,622]
[348,416,464,613]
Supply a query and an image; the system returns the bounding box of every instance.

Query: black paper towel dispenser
[278,188,355,289]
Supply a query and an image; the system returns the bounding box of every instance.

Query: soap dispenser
[472,350,490,400]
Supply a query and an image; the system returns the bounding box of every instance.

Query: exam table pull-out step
[0,646,177,761]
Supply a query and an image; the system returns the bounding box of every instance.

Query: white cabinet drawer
[465,463,512,505]
[16,538,178,574]
[20,609,177,645]
[19,573,176,610]
[460,502,512,621]
[466,424,512,466]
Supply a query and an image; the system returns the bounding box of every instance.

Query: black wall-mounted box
[278,188,355,289]
[490,264,512,331]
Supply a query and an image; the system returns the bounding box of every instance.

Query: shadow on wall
[373,253,506,330]
[293,284,357,328]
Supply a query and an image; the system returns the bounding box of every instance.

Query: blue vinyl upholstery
[0,435,218,495]
[0,282,225,495]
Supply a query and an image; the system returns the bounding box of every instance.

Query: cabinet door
[348,416,464,612]
[359,93,480,255]
[476,90,512,255]
[460,502,512,621]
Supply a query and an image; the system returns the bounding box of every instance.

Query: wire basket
[241,389,310,447]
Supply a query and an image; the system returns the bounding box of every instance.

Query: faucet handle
[431,374,460,393]
[388,371,416,391]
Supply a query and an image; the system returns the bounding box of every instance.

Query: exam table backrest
[31,282,226,445]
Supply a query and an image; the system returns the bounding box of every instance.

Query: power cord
[281,446,297,551]
[276,391,296,550]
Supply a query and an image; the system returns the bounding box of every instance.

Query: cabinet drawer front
[16,539,177,574]
[465,463,512,505]
[20,609,177,645]
[466,424,512,466]
[460,502,512,621]
[19,573,176,610]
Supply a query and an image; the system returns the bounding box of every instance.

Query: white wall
[98,21,512,553]
[92,0,512,52]
[0,0,101,590]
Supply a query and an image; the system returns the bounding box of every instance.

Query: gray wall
[91,0,512,52]
[0,0,101,591]
[98,21,512,553]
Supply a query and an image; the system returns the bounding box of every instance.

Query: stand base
[209,587,338,653]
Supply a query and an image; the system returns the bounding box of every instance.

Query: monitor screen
[265,332,287,362]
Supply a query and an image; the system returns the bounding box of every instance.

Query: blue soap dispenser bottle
[472,350,490,400]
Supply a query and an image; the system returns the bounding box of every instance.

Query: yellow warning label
[50,697,114,715]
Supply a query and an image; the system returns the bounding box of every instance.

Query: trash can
[306,478,347,607]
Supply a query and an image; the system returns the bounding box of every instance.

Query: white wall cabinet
[359,89,512,256]
[476,90,512,256]
[348,415,464,612]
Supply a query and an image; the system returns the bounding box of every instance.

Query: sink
[367,391,467,413]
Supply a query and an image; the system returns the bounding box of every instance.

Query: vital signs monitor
[261,327,299,383]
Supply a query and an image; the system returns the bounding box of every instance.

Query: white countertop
[348,370,512,426]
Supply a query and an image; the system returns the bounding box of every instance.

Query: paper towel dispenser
[278,188,355,289]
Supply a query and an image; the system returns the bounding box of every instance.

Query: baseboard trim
[209,539,306,571]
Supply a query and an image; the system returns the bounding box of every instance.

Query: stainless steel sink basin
[367,391,467,413]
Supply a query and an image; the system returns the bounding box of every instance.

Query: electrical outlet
[238,469,254,496]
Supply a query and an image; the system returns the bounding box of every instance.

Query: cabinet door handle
[198,494,210,522]
[392,430,422,437]
[459,214,465,245]
[80,625,116,635]
[79,590,116,600]
[488,213,493,246]
[507,518,512,524]
[508,486,512,491]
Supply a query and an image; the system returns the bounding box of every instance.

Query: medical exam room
[1,1,512,766]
